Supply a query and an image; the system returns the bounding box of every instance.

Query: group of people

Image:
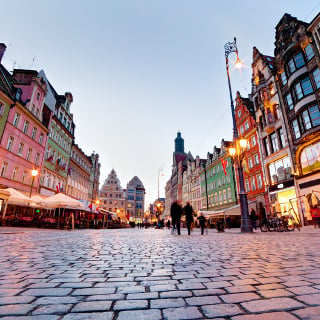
[170,200,206,235]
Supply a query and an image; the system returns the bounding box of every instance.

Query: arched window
[301,141,320,174]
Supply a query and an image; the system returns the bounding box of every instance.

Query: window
[0,162,8,177]
[39,133,44,145]
[248,158,253,169]
[270,132,280,153]
[245,180,250,192]
[240,126,244,134]
[286,93,294,111]
[304,43,314,61]
[268,156,292,185]
[251,177,256,191]
[294,77,313,100]
[227,187,231,199]
[12,167,18,180]
[238,110,241,117]
[278,127,286,148]
[254,154,259,165]
[219,191,222,202]
[13,113,20,127]
[251,135,256,147]
[223,189,227,201]
[22,170,27,183]
[257,174,263,189]
[23,120,29,134]
[263,137,271,156]
[292,119,301,139]
[26,148,32,161]
[302,110,312,130]
[31,127,37,139]
[281,71,287,86]
[313,68,320,89]
[36,108,40,118]
[6,136,14,151]
[17,142,24,156]
[309,104,320,127]
[301,141,320,174]
[0,102,4,116]
[245,121,249,130]
[35,153,40,165]
[287,52,305,74]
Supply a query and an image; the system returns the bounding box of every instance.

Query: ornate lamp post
[224,38,253,233]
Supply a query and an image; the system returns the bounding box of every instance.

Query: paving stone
[32,304,73,315]
[201,303,243,317]
[61,312,114,320]
[1,316,59,320]
[0,296,35,305]
[163,306,203,320]
[241,297,306,313]
[0,304,36,316]
[220,292,260,303]
[226,285,257,293]
[71,301,112,312]
[113,299,148,310]
[293,306,320,319]
[186,295,221,305]
[160,290,192,298]
[21,288,72,296]
[71,287,115,295]
[193,288,226,296]
[127,292,158,299]
[117,309,162,320]
[260,284,299,297]
[151,298,185,309]
[86,293,125,301]
[288,286,320,295]
[205,281,232,289]
[34,296,81,305]
[232,311,299,319]
[295,293,320,306]
[117,286,146,294]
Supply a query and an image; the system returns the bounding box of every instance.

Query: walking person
[170,200,182,235]
[250,208,258,230]
[197,212,206,235]
[183,201,194,236]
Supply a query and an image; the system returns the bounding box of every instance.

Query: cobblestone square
[0,226,319,319]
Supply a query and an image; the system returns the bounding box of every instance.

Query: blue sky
[1,1,320,206]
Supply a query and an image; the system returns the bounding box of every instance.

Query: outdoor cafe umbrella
[1,188,33,219]
[40,193,84,209]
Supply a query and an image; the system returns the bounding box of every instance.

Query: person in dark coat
[197,212,206,235]
[183,202,194,235]
[250,208,257,230]
[170,200,182,235]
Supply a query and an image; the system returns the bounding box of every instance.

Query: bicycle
[260,216,278,232]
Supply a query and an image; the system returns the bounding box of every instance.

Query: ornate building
[274,13,320,222]
[126,176,145,222]
[99,169,126,220]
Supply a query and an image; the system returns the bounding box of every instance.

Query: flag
[126,213,130,220]
[88,203,93,210]
[221,159,228,176]
[56,183,60,193]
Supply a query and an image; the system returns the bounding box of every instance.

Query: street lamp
[29,169,39,198]
[224,38,252,233]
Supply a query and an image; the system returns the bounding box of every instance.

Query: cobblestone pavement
[0,226,320,320]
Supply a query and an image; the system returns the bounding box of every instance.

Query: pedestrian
[197,212,206,235]
[250,208,257,230]
[226,215,231,229]
[311,208,320,228]
[170,200,182,235]
[166,219,171,229]
[183,201,194,235]
[258,202,266,225]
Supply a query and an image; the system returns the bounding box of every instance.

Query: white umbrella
[40,193,84,209]
[5,188,33,205]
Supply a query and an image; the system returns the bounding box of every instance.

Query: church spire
[174,131,184,154]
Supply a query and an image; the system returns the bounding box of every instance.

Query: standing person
[258,202,267,225]
[197,212,206,235]
[250,208,257,230]
[183,202,194,236]
[170,200,182,235]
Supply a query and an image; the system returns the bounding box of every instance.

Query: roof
[0,64,15,99]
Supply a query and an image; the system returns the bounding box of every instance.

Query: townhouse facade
[126,176,145,222]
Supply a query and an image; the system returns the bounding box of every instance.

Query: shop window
[301,141,320,174]
[268,156,292,185]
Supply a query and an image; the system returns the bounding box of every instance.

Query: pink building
[0,57,51,194]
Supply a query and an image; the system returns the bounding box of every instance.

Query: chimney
[0,43,6,63]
